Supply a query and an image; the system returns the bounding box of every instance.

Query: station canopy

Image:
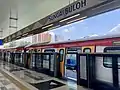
[3,0,120,43]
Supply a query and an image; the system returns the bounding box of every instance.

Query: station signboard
[46,0,108,25]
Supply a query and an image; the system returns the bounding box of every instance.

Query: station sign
[46,0,108,25]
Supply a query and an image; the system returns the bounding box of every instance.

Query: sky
[48,8,120,41]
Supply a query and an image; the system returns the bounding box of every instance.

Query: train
[1,34,120,90]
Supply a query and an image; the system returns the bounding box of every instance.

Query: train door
[65,47,81,81]
[80,46,95,85]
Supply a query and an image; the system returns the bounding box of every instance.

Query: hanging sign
[46,0,108,24]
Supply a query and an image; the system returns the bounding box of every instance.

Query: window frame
[103,47,120,68]
[43,49,55,60]
[83,48,91,53]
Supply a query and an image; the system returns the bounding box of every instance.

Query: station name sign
[49,0,87,21]
[47,0,108,24]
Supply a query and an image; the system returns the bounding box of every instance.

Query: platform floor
[0,60,89,90]
[0,72,20,90]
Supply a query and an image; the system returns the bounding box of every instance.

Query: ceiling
[0,0,74,38]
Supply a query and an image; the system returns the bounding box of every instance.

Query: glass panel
[32,54,35,67]
[59,49,64,62]
[36,54,42,68]
[43,55,49,69]
[15,53,21,64]
[96,57,113,84]
[65,54,77,80]
[118,57,120,86]
[20,53,23,64]
[80,56,87,80]
[50,55,54,71]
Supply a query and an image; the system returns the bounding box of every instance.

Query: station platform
[0,71,20,90]
[0,60,88,90]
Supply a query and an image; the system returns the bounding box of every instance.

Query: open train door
[64,47,81,81]
[79,46,95,86]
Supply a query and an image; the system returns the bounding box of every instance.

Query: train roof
[25,33,120,48]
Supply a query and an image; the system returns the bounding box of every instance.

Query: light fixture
[42,24,53,29]
[67,16,87,24]
[59,14,80,22]
[16,36,21,39]
[22,33,28,36]
[48,25,61,30]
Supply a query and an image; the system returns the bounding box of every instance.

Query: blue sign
[0,40,3,45]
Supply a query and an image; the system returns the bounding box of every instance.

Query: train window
[103,47,120,68]
[83,48,91,53]
[118,58,120,68]
[103,57,112,68]
[44,49,55,52]
[59,49,64,62]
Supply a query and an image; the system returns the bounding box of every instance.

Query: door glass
[50,55,54,71]
[36,53,42,68]
[80,48,91,80]
[32,54,35,67]
[118,57,120,86]
[65,54,77,80]
[80,56,87,80]
[43,55,50,69]
[96,56,113,84]
[20,53,23,64]
[30,53,35,68]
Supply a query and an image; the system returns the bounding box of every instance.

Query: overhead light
[22,33,28,36]
[42,24,53,29]
[28,34,33,37]
[48,25,61,30]
[59,14,80,22]
[67,16,87,24]
[16,36,21,39]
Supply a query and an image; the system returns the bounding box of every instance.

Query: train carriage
[2,34,120,89]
